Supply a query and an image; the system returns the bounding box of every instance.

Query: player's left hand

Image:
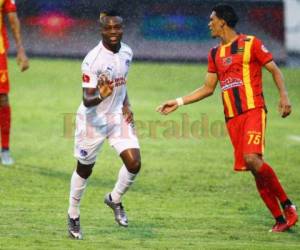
[278,94,292,118]
[123,105,134,124]
[16,47,29,72]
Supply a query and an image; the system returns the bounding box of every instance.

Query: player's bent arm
[264,61,292,117]
[182,72,218,105]
[83,88,101,107]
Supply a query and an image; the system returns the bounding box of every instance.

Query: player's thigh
[243,108,266,155]
[74,114,107,165]
[108,119,140,156]
[226,115,246,171]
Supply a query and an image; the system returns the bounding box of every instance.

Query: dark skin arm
[83,74,114,107]
[122,92,134,124]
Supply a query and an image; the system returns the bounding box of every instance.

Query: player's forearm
[272,69,288,97]
[8,13,24,50]
[83,90,102,107]
[182,85,214,105]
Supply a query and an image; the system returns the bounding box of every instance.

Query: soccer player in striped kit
[0,0,29,165]
[157,4,298,232]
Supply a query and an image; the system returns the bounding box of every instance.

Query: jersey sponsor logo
[220,77,243,91]
[114,77,126,87]
[82,74,90,83]
[223,56,232,66]
[261,44,269,53]
[80,149,88,157]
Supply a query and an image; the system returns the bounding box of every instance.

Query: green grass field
[0,58,299,249]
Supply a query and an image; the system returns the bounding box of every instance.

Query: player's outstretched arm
[156,72,218,115]
[7,12,29,72]
[264,61,292,118]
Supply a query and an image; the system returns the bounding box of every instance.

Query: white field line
[288,135,300,142]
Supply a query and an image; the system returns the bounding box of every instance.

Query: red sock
[0,105,11,149]
[258,163,288,203]
[255,174,283,218]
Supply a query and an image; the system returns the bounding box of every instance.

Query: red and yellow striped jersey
[0,0,16,54]
[207,34,273,118]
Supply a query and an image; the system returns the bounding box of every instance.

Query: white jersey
[77,41,133,126]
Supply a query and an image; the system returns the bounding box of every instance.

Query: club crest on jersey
[125,59,130,67]
[82,74,90,83]
[223,56,232,66]
[80,149,88,157]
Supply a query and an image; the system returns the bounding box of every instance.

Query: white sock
[110,165,137,203]
[68,171,87,219]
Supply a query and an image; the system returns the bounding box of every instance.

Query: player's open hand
[122,105,134,124]
[16,47,29,72]
[278,94,292,118]
[156,100,178,115]
[98,73,114,99]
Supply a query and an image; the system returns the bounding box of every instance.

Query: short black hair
[99,10,121,22]
[212,4,239,28]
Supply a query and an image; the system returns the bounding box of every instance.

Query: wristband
[98,93,103,101]
[176,97,184,106]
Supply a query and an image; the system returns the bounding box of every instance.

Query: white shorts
[74,113,140,165]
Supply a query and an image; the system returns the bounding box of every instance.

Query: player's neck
[220,29,238,45]
[102,41,121,53]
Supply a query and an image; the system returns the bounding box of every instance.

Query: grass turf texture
[0,58,299,249]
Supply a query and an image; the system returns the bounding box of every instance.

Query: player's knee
[126,158,141,174]
[76,161,94,179]
[243,154,261,173]
[0,94,9,107]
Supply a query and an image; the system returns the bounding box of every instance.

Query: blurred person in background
[157,4,298,233]
[0,0,29,165]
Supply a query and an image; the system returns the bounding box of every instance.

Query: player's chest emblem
[223,56,233,66]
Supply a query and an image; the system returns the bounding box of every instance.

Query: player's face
[208,11,225,38]
[101,16,123,49]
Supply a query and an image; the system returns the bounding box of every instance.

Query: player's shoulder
[81,43,103,70]
[120,42,133,58]
[239,33,260,42]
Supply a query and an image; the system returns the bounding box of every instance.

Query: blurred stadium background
[7,0,300,65]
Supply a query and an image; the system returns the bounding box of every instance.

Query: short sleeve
[252,37,273,65]
[207,48,217,73]
[81,59,98,88]
[3,0,17,13]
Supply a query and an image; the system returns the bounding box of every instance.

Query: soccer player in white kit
[67,10,141,240]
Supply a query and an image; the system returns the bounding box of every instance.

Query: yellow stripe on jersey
[261,108,266,154]
[223,91,234,117]
[243,36,255,109]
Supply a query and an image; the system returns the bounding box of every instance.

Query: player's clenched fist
[156,100,178,115]
[98,73,114,99]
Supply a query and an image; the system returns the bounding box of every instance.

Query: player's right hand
[156,100,178,115]
[17,47,29,72]
[98,73,114,99]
